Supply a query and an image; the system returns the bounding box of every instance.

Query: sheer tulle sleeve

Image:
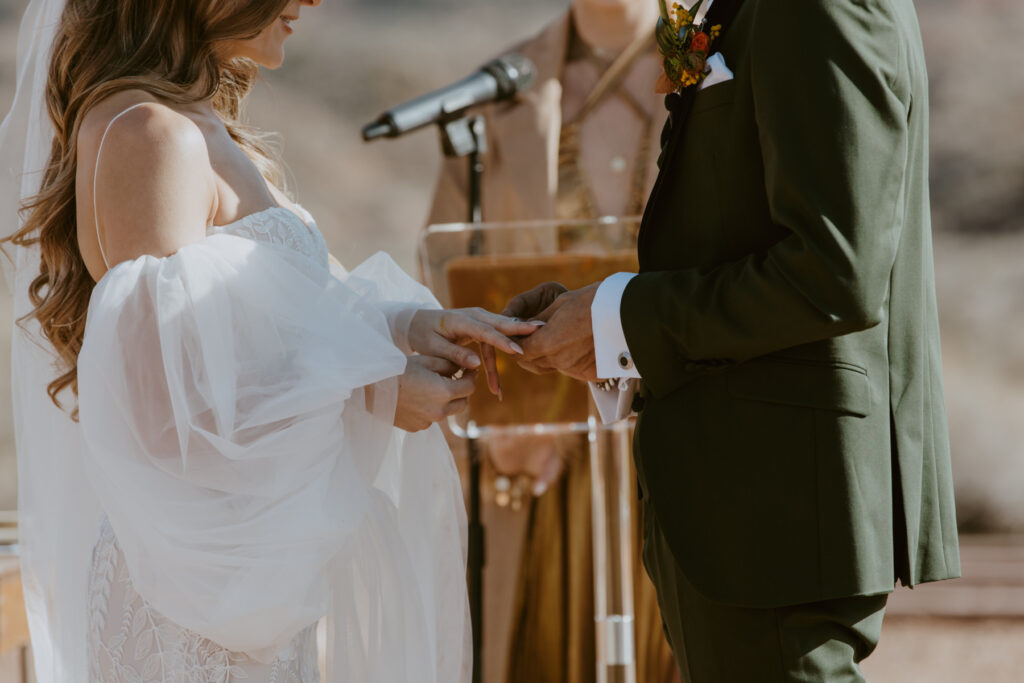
[331,251,442,354]
[77,236,470,680]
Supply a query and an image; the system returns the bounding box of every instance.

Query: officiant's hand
[515,284,600,382]
[394,355,478,432]
[408,308,542,399]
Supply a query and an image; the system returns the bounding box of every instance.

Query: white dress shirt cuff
[592,272,641,379]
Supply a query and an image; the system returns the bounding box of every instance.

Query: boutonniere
[654,0,722,94]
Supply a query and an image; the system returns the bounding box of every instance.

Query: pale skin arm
[80,102,214,274]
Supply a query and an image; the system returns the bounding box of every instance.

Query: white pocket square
[701,52,734,90]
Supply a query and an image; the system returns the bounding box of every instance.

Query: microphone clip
[439,115,488,160]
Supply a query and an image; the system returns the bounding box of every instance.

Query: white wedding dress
[78,204,470,682]
[86,207,328,681]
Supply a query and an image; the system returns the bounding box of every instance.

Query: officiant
[426,1,677,681]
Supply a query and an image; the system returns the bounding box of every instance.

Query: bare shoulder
[79,91,216,273]
[79,91,207,172]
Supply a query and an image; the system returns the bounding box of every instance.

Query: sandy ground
[862,617,1024,683]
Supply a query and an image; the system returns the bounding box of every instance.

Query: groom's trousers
[641,498,888,683]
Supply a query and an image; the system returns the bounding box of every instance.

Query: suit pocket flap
[726,357,870,417]
[692,80,737,114]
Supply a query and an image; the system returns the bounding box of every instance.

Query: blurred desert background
[1,0,1022,680]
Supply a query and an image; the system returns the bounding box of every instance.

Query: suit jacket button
[618,352,634,371]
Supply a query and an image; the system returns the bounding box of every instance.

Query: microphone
[362,54,536,141]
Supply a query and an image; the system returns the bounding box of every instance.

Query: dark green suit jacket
[625,0,960,607]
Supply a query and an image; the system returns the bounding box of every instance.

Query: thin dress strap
[92,102,148,270]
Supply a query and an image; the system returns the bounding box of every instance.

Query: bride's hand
[408,308,543,398]
[394,355,478,432]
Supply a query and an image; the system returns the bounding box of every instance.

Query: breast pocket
[691,80,737,116]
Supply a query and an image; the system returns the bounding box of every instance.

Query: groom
[507,0,960,679]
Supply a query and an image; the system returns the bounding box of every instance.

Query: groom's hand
[501,281,568,320]
[517,284,599,382]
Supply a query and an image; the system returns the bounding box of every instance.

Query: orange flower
[691,31,710,53]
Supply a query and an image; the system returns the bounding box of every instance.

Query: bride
[0,0,539,680]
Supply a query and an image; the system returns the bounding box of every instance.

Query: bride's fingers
[413,355,461,377]
[467,309,544,337]
[447,373,477,400]
[424,337,482,370]
[480,344,501,399]
[444,397,470,417]
[445,316,525,356]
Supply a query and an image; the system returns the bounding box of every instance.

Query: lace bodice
[207,206,329,269]
[87,207,329,682]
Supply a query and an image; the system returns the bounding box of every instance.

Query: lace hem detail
[88,517,320,683]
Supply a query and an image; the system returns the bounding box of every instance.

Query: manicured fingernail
[467,354,481,368]
[509,342,524,355]
[498,386,504,402]
[533,481,548,497]
[529,321,546,326]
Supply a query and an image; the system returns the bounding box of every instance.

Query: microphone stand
[439,115,486,224]
[439,113,486,683]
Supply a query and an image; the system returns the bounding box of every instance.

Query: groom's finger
[502,282,567,318]
[531,296,567,323]
[519,324,560,358]
[500,294,533,319]
[516,356,556,374]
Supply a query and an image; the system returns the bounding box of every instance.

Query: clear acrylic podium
[419,217,641,683]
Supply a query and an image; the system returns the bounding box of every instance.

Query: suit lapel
[637,0,747,268]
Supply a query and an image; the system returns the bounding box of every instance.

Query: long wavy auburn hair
[4,0,292,416]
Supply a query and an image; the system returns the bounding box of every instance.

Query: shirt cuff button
[618,352,634,371]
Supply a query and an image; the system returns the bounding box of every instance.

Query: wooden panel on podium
[422,217,640,429]
[0,513,28,658]
[447,251,637,425]
[0,558,28,655]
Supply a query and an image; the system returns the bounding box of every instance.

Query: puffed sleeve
[77,235,469,680]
